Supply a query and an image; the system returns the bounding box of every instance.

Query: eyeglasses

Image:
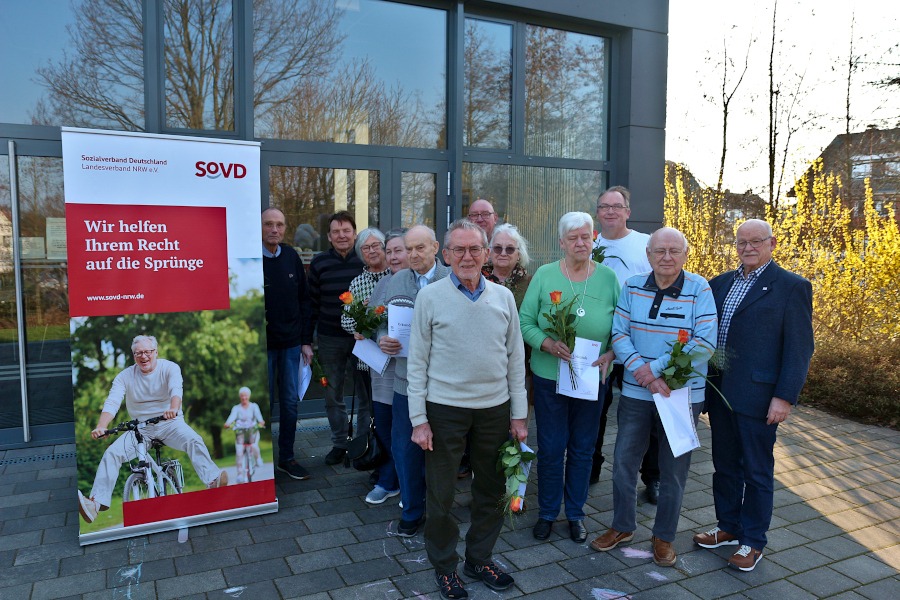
[360,243,384,253]
[736,236,772,250]
[133,349,157,358]
[492,245,517,255]
[467,211,494,220]
[597,204,627,212]
[650,248,685,257]
[448,246,486,258]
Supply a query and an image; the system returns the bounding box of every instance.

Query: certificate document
[388,305,414,358]
[652,387,701,457]
[556,337,603,400]
[352,339,390,375]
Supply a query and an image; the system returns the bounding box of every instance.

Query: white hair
[239,386,251,396]
[491,223,531,269]
[444,219,487,247]
[131,335,158,352]
[647,227,689,252]
[558,212,594,240]
[354,227,386,260]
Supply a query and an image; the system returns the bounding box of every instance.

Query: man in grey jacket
[376,225,451,538]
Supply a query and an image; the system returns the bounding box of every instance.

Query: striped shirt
[309,248,365,338]
[612,270,718,402]
[718,260,772,348]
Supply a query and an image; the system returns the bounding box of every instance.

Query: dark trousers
[392,393,425,523]
[707,393,778,550]
[424,401,510,575]
[319,334,371,449]
[267,345,301,464]
[373,401,398,491]
[592,364,660,485]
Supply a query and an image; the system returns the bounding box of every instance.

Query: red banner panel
[67,203,229,316]
[122,480,275,527]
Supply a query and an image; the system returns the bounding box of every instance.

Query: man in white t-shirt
[77,335,227,523]
[591,186,660,504]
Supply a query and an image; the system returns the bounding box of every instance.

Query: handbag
[344,393,387,472]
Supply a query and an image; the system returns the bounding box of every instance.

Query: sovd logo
[195,161,247,179]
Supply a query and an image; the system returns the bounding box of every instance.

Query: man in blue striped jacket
[590,227,718,568]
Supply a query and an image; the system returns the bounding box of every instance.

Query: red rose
[677,329,689,344]
[339,291,353,305]
[374,305,386,315]
[549,290,563,304]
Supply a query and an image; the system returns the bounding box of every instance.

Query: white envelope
[652,387,700,457]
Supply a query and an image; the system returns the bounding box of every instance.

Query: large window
[464,18,512,149]
[525,24,608,160]
[254,0,447,148]
[164,0,235,131]
[463,163,605,267]
[0,1,144,130]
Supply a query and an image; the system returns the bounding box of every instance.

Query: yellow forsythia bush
[664,160,900,344]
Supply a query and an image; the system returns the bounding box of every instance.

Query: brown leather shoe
[651,535,676,567]
[728,545,764,571]
[590,528,634,552]
[693,526,739,549]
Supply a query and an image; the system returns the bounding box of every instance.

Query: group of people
[260,187,813,600]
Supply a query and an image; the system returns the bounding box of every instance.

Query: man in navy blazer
[692,219,813,572]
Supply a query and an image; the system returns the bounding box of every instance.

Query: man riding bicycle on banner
[77,335,228,523]
[224,386,266,483]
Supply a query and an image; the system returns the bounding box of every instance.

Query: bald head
[405,225,440,275]
[468,199,498,238]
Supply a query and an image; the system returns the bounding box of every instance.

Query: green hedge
[800,338,900,429]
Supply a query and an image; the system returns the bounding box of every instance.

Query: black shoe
[645,479,660,505]
[397,517,423,537]
[463,560,514,591]
[457,454,471,479]
[324,447,346,466]
[533,518,553,540]
[276,460,311,480]
[589,459,602,485]
[435,571,468,599]
[368,470,379,485]
[569,520,587,543]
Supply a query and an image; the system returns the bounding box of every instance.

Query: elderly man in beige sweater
[408,219,528,600]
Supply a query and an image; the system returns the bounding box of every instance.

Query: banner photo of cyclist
[63,129,278,545]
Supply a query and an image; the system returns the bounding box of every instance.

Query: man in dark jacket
[308,211,365,465]
[262,208,313,480]
[692,219,814,572]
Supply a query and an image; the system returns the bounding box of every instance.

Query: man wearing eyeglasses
[408,219,527,599]
[467,198,499,240]
[590,186,661,504]
[77,335,226,523]
[376,224,452,538]
[592,227,717,569]
[692,219,813,572]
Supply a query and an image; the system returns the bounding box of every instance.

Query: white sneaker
[77,490,99,523]
[257,457,264,467]
[365,486,400,505]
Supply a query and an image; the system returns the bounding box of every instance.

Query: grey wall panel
[627,29,668,130]
[619,125,666,229]
[476,0,669,33]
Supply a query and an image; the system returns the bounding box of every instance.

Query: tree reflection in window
[525,25,608,160]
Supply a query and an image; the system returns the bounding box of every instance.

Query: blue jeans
[392,392,425,522]
[533,375,603,522]
[267,345,301,464]
[373,401,399,492]
[611,395,701,542]
[707,394,778,550]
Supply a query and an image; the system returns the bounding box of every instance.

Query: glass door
[0,142,75,447]
[392,158,451,240]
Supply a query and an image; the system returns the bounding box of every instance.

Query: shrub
[800,338,900,428]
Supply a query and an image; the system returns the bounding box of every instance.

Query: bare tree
[715,38,751,194]
[37,0,343,131]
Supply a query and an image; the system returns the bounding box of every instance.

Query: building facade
[0,0,668,448]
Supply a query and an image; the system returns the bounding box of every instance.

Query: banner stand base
[78,500,278,546]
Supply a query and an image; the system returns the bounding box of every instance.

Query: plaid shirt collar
[733,259,772,282]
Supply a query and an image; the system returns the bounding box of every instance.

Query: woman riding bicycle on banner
[224,386,266,483]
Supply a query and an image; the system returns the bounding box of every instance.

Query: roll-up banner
[62,128,276,545]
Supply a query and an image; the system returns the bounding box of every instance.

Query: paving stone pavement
[1,401,898,599]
